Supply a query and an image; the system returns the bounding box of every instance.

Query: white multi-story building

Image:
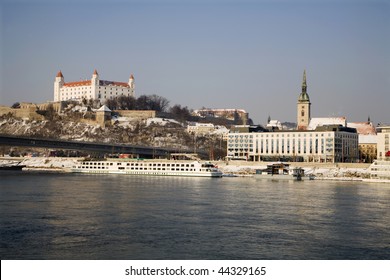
[227,127,358,163]
[187,123,215,134]
[377,125,390,160]
[54,70,135,102]
[187,123,229,140]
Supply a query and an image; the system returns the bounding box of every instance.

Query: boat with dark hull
[254,163,314,181]
[0,162,26,171]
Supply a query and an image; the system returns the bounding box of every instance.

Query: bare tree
[149,94,170,112]
[117,95,136,110]
[11,102,20,109]
[170,104,191,123]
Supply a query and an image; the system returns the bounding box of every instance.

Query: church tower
[297,70,311,130]
[54,71,64,101]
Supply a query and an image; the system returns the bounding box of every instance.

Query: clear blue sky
[1,0,389,125]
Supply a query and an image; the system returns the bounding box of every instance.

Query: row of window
[230,133,358,140]
[78,166,198,172]
[229,133,333,138]
[228,138,338,155]
[81,162,196,168]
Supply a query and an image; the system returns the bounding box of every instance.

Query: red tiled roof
[130,74,134,79]
[56,71,64,78]
[93,69,98,75]
[63,80,92,87]
[62,78,130,88]
[348,122,377,135]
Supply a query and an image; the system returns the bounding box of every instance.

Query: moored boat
[254,162,314,181]
[0,162,26,171]
[71,158,223,177]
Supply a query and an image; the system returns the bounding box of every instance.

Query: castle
[54,70,135,102]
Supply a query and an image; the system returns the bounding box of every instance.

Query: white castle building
[54,70,135,102]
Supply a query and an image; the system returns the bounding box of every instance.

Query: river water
[1,172,389,259]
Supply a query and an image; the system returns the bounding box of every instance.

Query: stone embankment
[216,160,372,180]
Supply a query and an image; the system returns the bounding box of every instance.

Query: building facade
[348,121,377,163]
[377,125,390,160]
[227,127,359,163]
[193,109,249,125]
[187,123,216,134]
[54,70,135,102]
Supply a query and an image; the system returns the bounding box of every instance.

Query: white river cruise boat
[71,159,223,177]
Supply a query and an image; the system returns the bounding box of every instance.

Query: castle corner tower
[54,71,64,101]
[297,70,311,130]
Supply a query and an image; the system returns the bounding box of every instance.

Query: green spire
[298,69,310,102]
[302,69,307,93]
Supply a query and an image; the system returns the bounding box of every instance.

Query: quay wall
[220,160,370,169]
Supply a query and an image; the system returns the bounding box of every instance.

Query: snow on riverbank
[1,157,77,171]
[216,161,371,180]
[0,157,384,182]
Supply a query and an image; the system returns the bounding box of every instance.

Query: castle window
[301,110,305,117]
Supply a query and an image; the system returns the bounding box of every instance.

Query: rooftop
[307,117,347,130]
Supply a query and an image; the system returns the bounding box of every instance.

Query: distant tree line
[104,95,195,123]
[104,95,170,112]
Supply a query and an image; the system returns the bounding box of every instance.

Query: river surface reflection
[1,172,389,259]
